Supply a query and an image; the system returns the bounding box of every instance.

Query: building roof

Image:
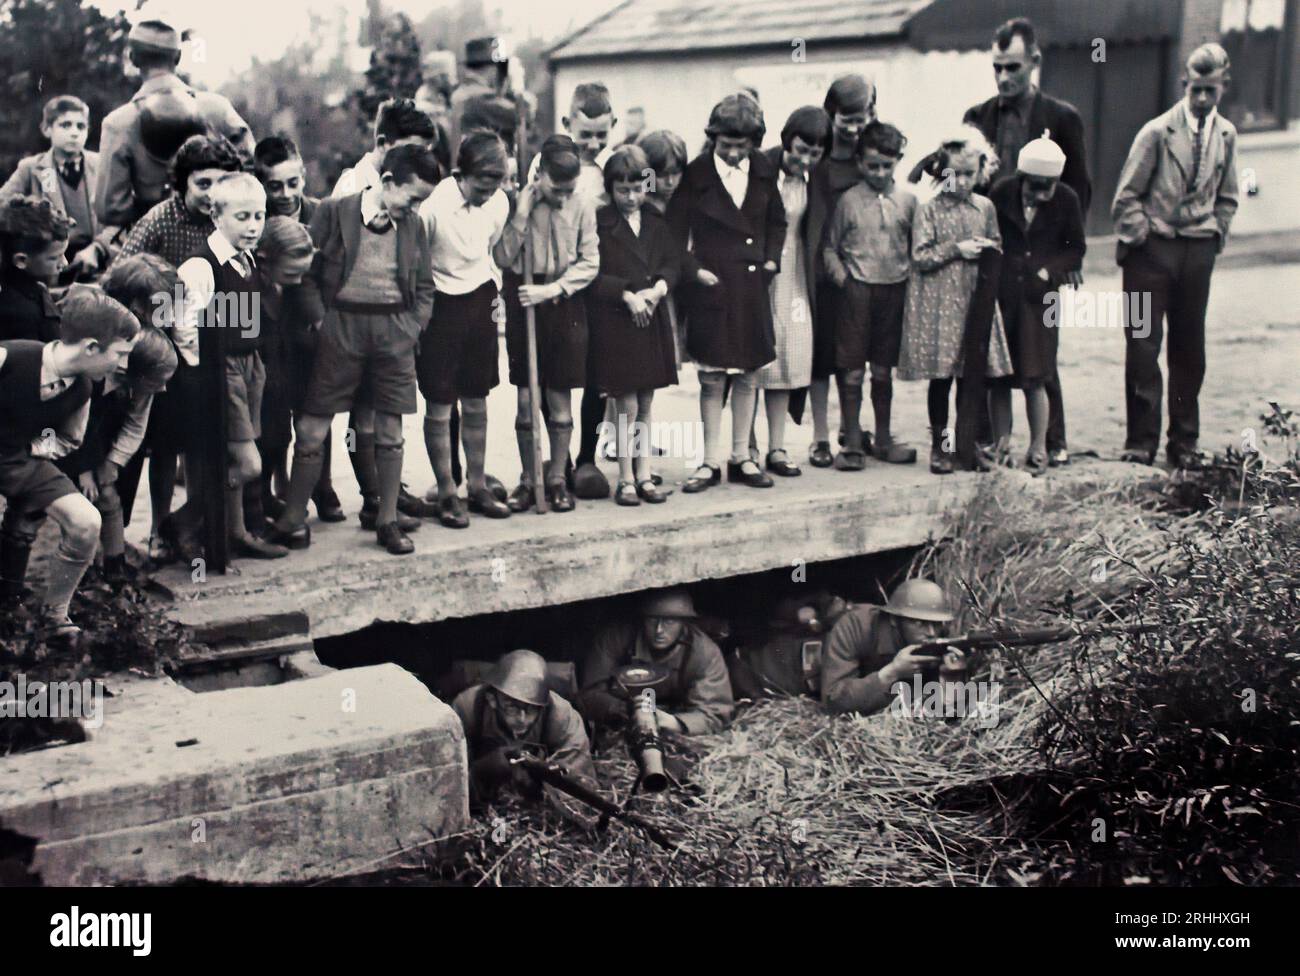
[548,0,935,62]
[548,0,1184,63]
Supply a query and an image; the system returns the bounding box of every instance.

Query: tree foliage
[0,0,136,176]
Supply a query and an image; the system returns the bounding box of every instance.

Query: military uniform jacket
[820,605,902,715]
[94,74,255,228]
[579,620,735,734]
[451,684,596,806]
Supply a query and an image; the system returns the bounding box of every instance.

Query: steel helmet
[138,88,206,164]
[884,579,955,623]
[639,589,697,620]
[488,649,549,707]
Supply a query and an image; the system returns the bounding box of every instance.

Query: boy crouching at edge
[0,286,139,648]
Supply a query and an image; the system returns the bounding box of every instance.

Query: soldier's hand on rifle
[881,643,944,684]
[518,282,560,307]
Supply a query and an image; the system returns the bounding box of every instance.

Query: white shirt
[176,229,256,366]
[624,210,641,237]
[332,154,382,198]
[359,183,390,227]
[1182,99,1218,136]
[27,342,89,459]
[713,152,750,209]
[420,177,510,294]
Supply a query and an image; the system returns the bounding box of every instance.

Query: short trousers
[417,281,500,404]
[225,351,266,443]
[304,308,418,416]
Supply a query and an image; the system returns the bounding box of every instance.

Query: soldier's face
[643,615,685,653]
[493,692,541,738]
[212,194,267,252]
[185,168,230,218]
[260,160,306,217]
[898,617,944,645]
[44,112,88,156]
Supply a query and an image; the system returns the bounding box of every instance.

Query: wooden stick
[516,97,548,512]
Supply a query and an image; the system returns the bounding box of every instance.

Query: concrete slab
[0,664,468,885]
[156,459,985,640]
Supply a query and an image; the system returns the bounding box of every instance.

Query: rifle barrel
[511,754,675,850]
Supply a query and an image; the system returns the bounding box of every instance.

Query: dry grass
[431,471,1229,886]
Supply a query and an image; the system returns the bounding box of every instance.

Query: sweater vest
[0,340,92,455]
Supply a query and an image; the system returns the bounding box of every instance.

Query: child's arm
[295,200,335,320]
[911,204,963,272]
[412,214,436,329]
[821,196,851,287]
[29,399,89,461]
[762,173,788,273]
[104,392,153,472]
[173,257,213,367]
[555,197,601,297]
[1044,192,1087,283]
[491,182,531,269]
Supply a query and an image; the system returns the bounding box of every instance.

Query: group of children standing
[0,70,1086,646]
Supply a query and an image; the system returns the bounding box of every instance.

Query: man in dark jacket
[961,17,1090,467]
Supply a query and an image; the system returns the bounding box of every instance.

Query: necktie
[60,157,83,189]
[231,252,252,279]
[1191,117,1204,188]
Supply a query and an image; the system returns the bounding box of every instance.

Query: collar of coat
[1158,102,1229,187]
[685,147,778,233]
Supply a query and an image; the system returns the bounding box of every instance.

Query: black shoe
[102,554,129,587]
[572,462,610,500]
[727,459,774,488]
[681,463,721,493]
[376,521,414,555]
[1120,448,1155,465]
[232,535,289,560]
[809,441,833,468]
[636,479,670,503]
[468,487,511,519]
[313,488,346,523]
[507,483,535,513]
[437,495,469,529]
[1168,446,1210,470]
[765,450,802,477]
[546,482,575,513]
[485,474,509,503]
[1047,448,1070,468]
[267,522,312,550]
[360,503,421,533]
[397,486,440,518]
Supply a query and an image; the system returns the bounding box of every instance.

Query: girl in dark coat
[588,145,680,506]
[666,94,787,492]
[987,137,1086,475]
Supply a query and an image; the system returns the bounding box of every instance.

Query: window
[1217,0,1292,131]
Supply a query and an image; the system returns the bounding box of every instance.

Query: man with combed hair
[1112,43,1238,469]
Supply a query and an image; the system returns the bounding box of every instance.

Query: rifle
[508,751,676,850]
[915,622,1163,676]
[515,88,548,512]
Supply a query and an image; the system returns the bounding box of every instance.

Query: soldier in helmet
[94,18,255,230]
[729,590,851,700]
[578,589,735,735]
[821,578,959,715]
[452,649,596,811]
[448,36,512,153]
